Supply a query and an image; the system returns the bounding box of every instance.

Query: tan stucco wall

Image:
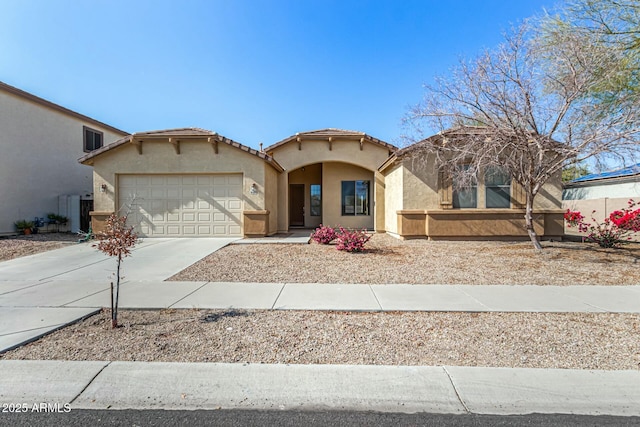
[322,162,374,229]
[382,157,564,239]
[264,164,279,235]
[91,140,271,222]
[384,163,403,234]
[269,138,392,232]
[535,170,563,210]
[269,138,392,172]
[0,90,125,233]
[402,158,440,210]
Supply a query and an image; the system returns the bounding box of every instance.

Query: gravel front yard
[0,233,78,262]
[3,233,639,369]
[171,233,640,285]
[2,309,638,370]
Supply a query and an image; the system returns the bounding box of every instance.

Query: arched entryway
[287,162,374,230]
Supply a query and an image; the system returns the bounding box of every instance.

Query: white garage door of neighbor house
[118,174,243,237]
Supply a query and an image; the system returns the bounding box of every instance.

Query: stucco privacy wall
[0,86,126,234]
[563,197,640,242]
[90,140,273,233]
[564,181,640,200]
[267,136,393,233]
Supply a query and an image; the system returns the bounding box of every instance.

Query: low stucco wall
[396,209,564,240]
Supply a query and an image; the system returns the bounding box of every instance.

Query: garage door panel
[213,212,227,222]
[182,225,197,235]
[212,187,227,197]
[228,200,242,210]
[119,174,243,237]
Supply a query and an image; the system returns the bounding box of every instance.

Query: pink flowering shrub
[565,199,640,248]
[334,227,371,252]
[310,224,337,244]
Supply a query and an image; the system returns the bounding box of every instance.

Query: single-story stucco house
[79,127,564,240]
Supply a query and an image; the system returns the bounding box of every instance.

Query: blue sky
[1,0,556,149]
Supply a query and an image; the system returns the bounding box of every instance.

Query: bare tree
[403,23,640,250]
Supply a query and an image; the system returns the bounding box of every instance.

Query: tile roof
[264,128,397,152]
[78,127,284,172]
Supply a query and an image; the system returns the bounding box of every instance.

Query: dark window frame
[83,126,103,152]
[310,184,322,216]
[452,165,478,209]
[485,166,512,208]
[341,180,370,216]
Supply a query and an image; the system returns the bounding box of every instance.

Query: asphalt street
[1,409,639,427]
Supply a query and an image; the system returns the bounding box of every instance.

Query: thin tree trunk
[110,281,115,328]
[525,192,543,250]
[112,255,121,328]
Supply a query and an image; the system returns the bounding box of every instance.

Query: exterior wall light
[250,183,258,195]
[100,184,108,193]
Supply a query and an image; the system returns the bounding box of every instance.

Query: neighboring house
[0,81,127,235]
[80,127,564,240]
[563,164,640,240]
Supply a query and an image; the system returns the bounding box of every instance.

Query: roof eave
[0,81,128,136]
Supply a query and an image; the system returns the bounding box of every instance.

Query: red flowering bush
[334,227,371,252]
[310,224,338,244]
[311,225,372,252]
[565,199,640,248]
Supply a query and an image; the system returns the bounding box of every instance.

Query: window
[83,126,103,152]
[485,167,511,208]
[310,184,321,216]
[452,165,477,208]
[341,180,370,216]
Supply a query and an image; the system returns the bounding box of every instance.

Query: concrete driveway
[0,238,237,352]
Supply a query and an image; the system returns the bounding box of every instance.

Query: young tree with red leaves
[94,213,138,328]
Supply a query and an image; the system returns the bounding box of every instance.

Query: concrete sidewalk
[1,360,639,416]
[2,281,640,353]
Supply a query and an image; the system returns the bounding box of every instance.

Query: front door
[289,184,305,227]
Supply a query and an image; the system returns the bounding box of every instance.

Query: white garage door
[118,174,243,237]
